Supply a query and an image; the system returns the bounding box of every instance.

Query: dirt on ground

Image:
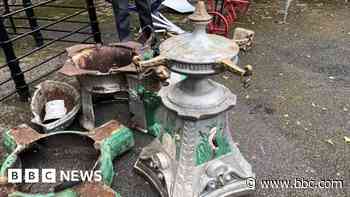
[0,0,349,197]
[221,0,350,196]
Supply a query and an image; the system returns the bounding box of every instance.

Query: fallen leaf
[325,139,334,145]
[344,136,350,144]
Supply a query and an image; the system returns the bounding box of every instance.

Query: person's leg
[135,0,153,29]
[111,0,131,41]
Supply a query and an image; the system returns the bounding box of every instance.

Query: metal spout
[220,58,253,77]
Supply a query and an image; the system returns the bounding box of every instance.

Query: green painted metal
[196,132,213,165]
[180,74,187,81]
[0,127,132,197]
[195,126,232,165]
[0,152,18,176]
[136,85,162,137]
[142,50,154,61]
[115,192,122,197]
[99,127,135,186]
[2,129,17,153]
[213,127,232,158]
[0,152,9,169]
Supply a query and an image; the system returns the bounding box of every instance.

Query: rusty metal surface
[0,184,16,197]
[2,100,157,197]
[31,80,81,132]
[15,133,99,193]
[89,120,122,143]
[1,119,134,195]
[61,42,170,131]
[10,124,42,146]
[75,183,116,197]
[73,46,133,72]
[60,44,137,76]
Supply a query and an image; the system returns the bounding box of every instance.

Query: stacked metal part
[135,1,255,197]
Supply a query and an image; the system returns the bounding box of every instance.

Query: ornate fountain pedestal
[135,1,255,197]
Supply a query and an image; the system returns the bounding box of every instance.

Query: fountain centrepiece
[134,1,255,197]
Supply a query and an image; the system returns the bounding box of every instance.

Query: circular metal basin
[15,133,99,193]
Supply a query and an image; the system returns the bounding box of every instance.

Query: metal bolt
[224,174,232,182]
[208,180,216,190]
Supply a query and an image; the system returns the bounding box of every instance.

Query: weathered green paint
[0,153,6,169]
[115,192,122,197]
[8,189,77,197]
[0,128,129,197]
[136,85,162,137]
[195,126,232,165]
[196,132,213,165]
[142,50,154,61]
[0,152,18,176]
[3,129,17,153]
[99,127,134,186]
[214,127,232,158]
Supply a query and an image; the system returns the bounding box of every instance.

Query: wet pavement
[0,0,349,196]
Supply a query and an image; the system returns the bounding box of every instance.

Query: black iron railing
[0,0,101,101]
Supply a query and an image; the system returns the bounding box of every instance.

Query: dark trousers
[112,0,153,41]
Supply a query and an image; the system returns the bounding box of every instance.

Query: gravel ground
[0,0,349,196]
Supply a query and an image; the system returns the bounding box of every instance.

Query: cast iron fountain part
[60,43,170,131]
[134,1,255,197]
[0,120,134,196]
[30,80,81,133]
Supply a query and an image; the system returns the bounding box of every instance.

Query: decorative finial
[188,0,212,23]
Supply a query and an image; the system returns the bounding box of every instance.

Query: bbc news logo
[7,169,102,183]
